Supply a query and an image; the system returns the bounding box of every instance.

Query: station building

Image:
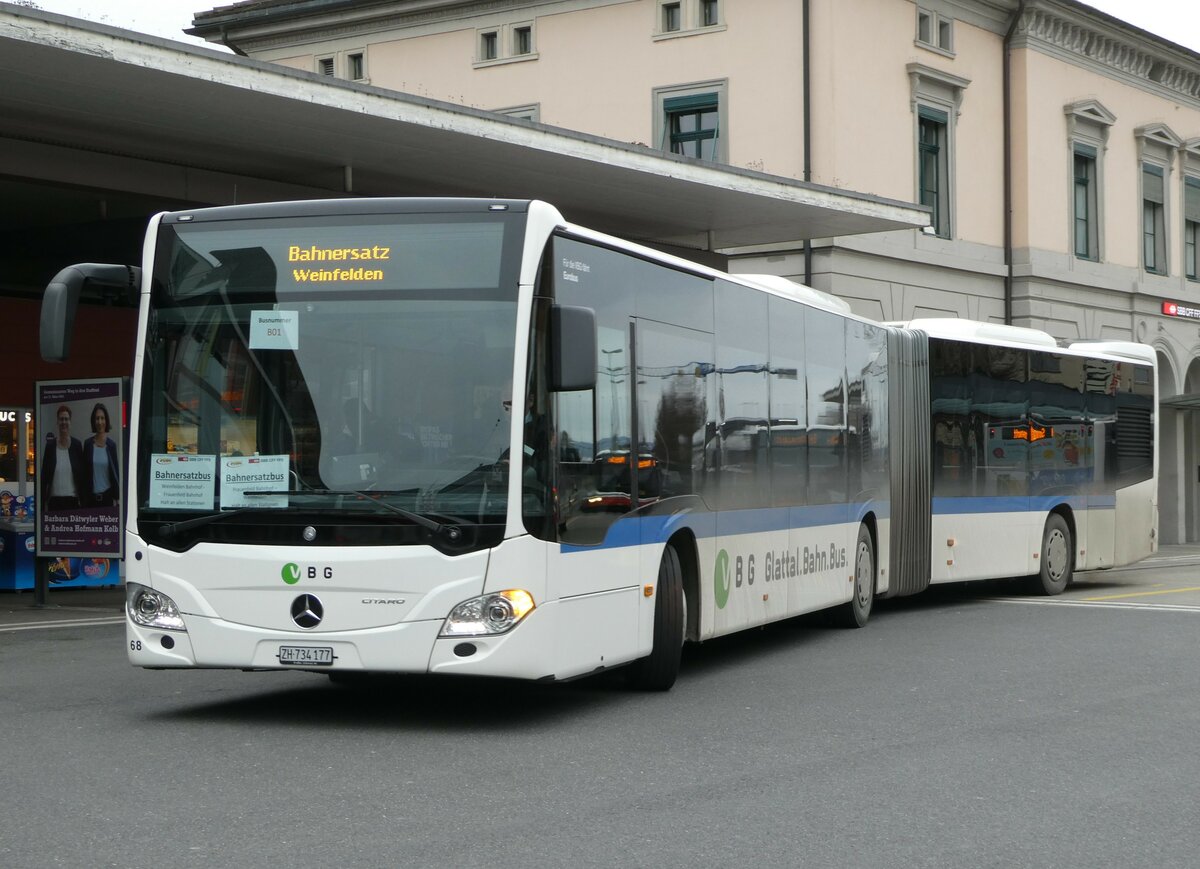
[1,0,1199,545]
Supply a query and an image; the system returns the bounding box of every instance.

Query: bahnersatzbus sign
[35,378,124,559]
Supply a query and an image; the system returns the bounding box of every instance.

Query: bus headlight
[440,589,535,637]
[127,582,187,632]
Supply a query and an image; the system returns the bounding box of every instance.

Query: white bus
[40,199,1157,690]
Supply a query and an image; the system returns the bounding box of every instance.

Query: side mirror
[41,264,140,362]
[550,305,597,392]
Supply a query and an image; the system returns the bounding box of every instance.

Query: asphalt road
[2,561,1199,869]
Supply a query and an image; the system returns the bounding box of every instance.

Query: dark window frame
[918,106,950,238]
[1073,144,1098,260]
[1143,162,1166,275]
[1185,176,1199,281]
[665,92,720,160]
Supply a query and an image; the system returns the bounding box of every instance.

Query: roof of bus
[158,197,530,223]
[898,317,1157,366]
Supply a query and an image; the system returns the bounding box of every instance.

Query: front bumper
[126,600,560,680]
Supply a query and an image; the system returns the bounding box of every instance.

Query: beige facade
[193,0,1200,542]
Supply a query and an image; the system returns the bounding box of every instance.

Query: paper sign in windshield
[220,455,289,509]
[249,310,299,350]
[149,454,217,510]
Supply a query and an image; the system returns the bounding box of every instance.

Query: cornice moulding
[1014,4,1200,109]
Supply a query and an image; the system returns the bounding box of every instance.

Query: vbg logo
[714,549,731,610]
[280,562,335,584]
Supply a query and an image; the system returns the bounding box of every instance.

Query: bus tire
[626,545,684,691]
[1029,513,1072,596]
[834,523,875,628]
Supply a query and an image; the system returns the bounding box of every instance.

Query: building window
[317,56,335,76]
[1135,124,1182,275]
[348,52,365,81]
[654,80,728,163]
[1186,177,1200,281]
[663,2,681,32]
[916,8,953,53]
[514,26,532,55]
[665,92,719,160]
[480,31,498,61]
[1143,163,1166,275]
[919,107,949,238]
[655,0,721,37]
[1074,145,1098,260]
[475,22,537,66]
[495,103,541,122]
[1065,101,1115,262]
[908,65,968,240]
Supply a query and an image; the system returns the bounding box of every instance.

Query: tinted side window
[636,321,713,501]
[1028,352,1088,497]
[767,296,807,507]
[974,343,1029,498]
[713,280,770,509]
[636,258,714,333]
[929,338,974,497]
[848,320,889,502]
[805,309,846,504]
[551,237,635,545]
[1083,358,1119,493]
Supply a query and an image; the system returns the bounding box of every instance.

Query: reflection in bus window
[806,309,847,504]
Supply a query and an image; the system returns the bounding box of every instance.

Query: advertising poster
[35,378,124,559]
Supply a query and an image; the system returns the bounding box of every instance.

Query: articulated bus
[40,199,1157,690]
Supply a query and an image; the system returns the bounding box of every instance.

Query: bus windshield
[136,211,524,548]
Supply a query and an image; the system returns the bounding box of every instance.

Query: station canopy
[0,5,929,254]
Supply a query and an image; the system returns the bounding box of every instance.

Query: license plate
[278,645,334,665]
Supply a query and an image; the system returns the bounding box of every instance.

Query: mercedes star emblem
[291,594,324,629]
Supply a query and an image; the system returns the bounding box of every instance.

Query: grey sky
[24,0,1200,55]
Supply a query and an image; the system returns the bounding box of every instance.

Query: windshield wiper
[158,505,294,537]
[244,489,464,542]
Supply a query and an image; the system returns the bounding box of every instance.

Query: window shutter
[918,105,948,124]
[1186,177,1200,224]
[1143,164,1164,204]
[664,93,719,114]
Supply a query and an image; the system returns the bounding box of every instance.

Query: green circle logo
[281,562,301,585]
[714,549,731,610]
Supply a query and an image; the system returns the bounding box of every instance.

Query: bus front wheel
[626,545,684,691]
[1029,513,1073,596]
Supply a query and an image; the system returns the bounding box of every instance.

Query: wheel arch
[1049,503,1076,553]
[666,528,700,643]
[860,510,879,593]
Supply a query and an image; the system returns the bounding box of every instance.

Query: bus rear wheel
[626,545,684,691]
[834,523,875,628]
[1029,513,1073,596]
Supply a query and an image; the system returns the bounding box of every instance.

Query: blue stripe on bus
[561,493,1114,553]
[931,495,1108,515]
[561,500,881,553]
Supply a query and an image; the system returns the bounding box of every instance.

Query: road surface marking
[989,597,1200,613]
[0,616,124,633]
[1081,585,1200,602]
